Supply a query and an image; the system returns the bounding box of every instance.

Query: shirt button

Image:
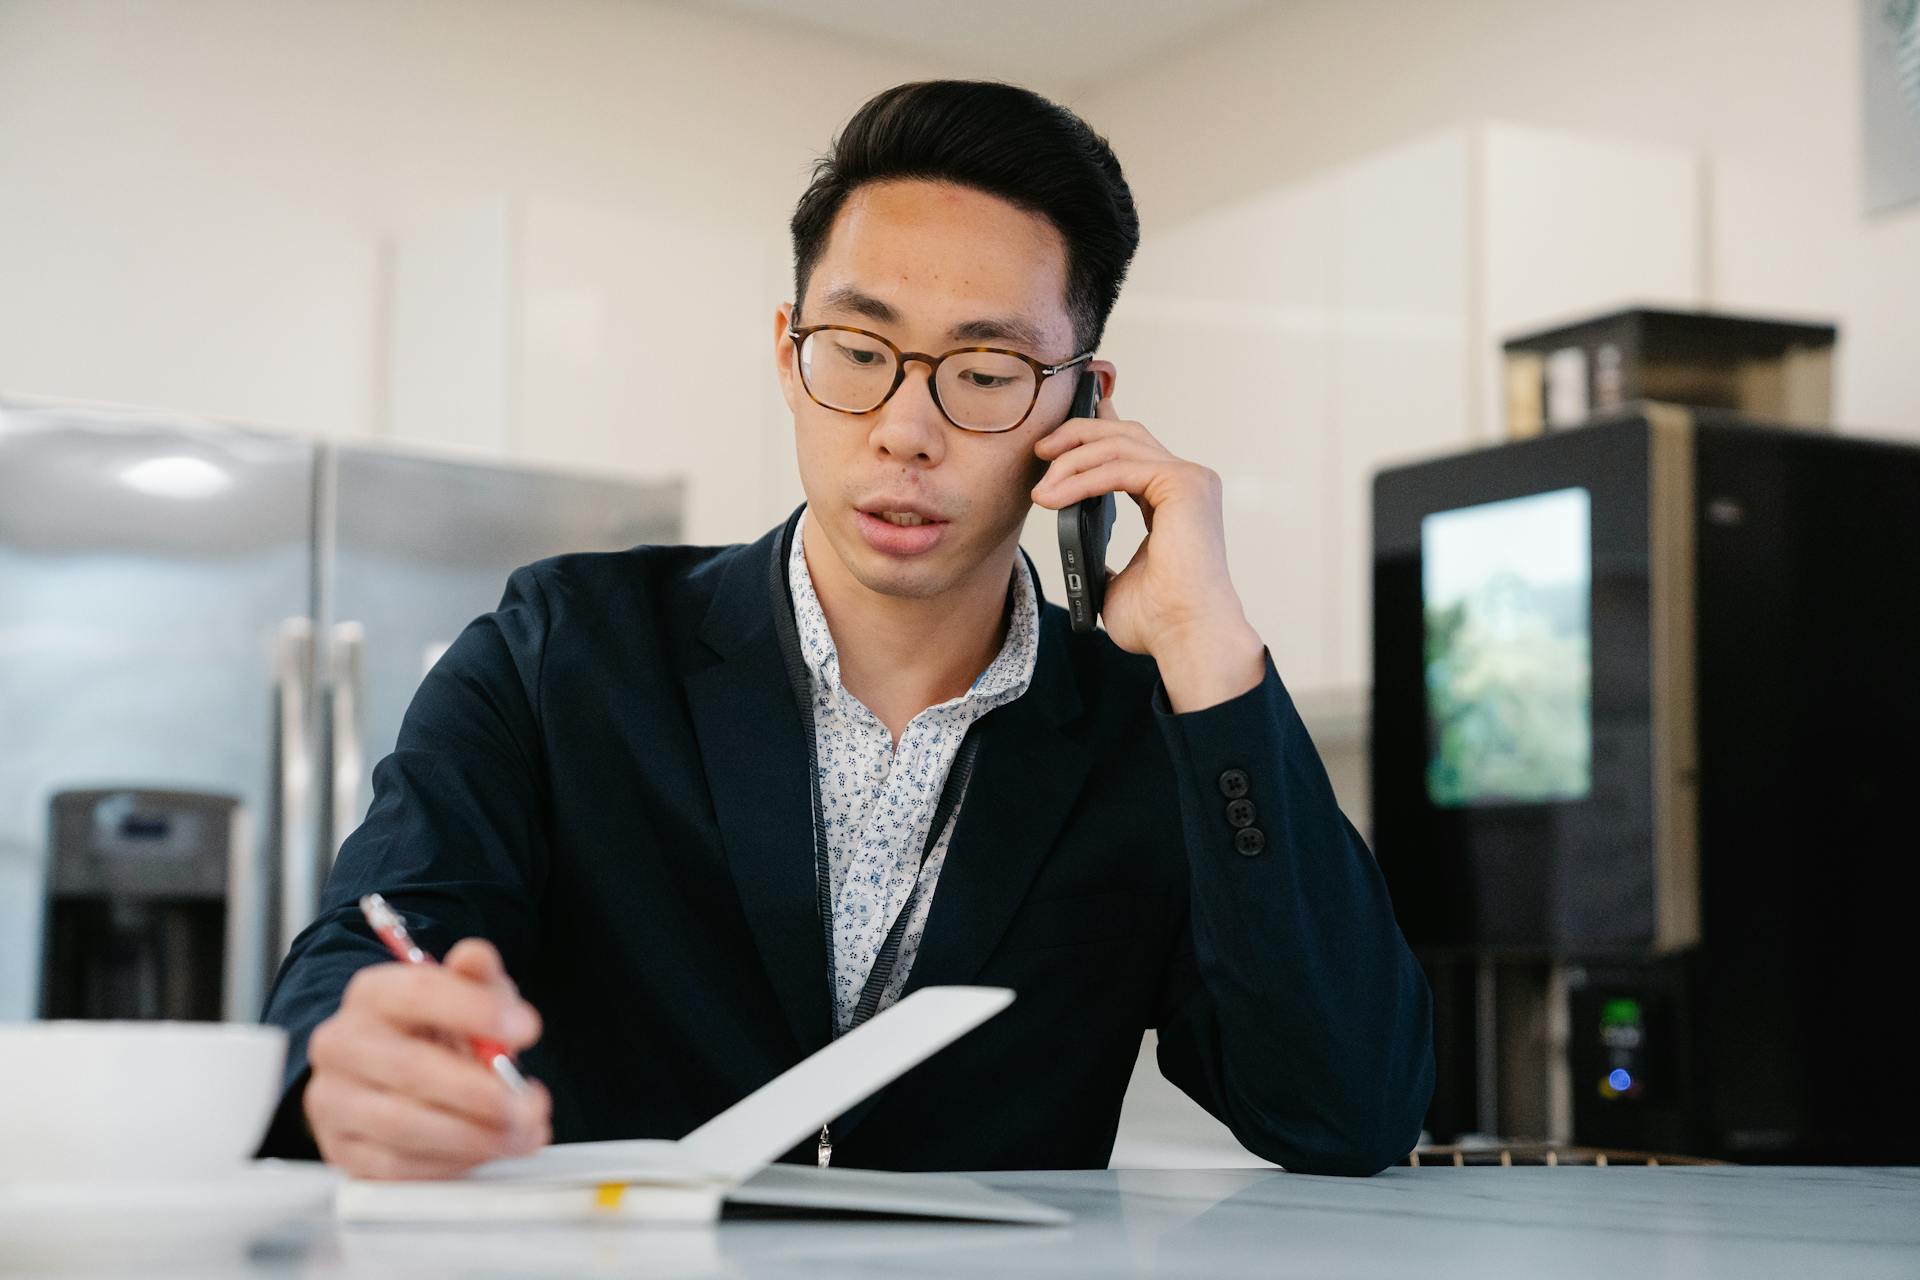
[1234,827,1266,857]
[1218,769,1250,799]
[1226,798,1256,829]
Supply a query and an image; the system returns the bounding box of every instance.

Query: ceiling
[688,0,1273,95]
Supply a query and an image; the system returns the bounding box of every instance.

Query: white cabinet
[1070,122,1701,728]
[384,197,789,545]
[385,202,516,456]
[1328,131,1476,692]
[1067,173,1341,691]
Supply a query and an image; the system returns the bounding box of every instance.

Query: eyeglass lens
[797,329,1037,432]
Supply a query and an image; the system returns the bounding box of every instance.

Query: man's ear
[1090,359,1117,404]
[773,302,799,411]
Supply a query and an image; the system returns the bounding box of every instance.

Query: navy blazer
[260,510,1433,1175]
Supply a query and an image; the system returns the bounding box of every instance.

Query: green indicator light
[1601,997,1643,1026]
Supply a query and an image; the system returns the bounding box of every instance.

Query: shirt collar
[788,505,1038,712]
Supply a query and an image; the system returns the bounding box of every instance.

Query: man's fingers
[343,961,541,1048]
[444,937,510,988]
[1031,457,1165,513]
[1034,436,1147,496]
[1035,414,1159,459]
[322,1130,487,1183]
[317,1075,547,1171]
[312,1016,546,1134]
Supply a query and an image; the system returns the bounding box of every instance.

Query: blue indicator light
[1608,1069,1633,1092]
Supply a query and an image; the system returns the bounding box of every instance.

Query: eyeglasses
[788,322,1093,434]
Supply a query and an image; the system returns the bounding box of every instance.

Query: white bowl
[0,1021,287,1182]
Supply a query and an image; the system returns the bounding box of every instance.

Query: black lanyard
[767,509,984,1038]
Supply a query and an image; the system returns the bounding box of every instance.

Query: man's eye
[838,346,885,367]
[960,371,1015,389]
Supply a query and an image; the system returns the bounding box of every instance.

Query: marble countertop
[2,1165,1916,1278]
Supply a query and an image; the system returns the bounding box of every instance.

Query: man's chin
[844,553,954,602]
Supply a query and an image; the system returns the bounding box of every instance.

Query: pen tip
[492,1054,531,1094]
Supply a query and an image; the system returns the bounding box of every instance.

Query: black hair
[790,80,1140,352]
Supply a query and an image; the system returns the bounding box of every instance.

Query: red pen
[358,892,530,1094]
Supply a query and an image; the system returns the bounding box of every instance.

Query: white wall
[1075,0,1920,439]
[0,0,951,540]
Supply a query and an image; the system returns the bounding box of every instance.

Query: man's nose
[868,360,948,464]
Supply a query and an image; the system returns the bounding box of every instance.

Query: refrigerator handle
[329,621,367,871]
[221,804,261,1023]
[272,617,318,960]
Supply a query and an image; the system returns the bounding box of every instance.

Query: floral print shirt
[788,507,1038,1033]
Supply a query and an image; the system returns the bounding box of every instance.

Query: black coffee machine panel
[1564,961,1696,1157]
[41,788,254,1023]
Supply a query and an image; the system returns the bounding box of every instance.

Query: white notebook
[335,985,1066,1226]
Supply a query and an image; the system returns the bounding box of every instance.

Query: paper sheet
[468,985,1014,1187]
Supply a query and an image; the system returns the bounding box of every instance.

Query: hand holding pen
[359,893,530,1093]
[300,894,551,1180]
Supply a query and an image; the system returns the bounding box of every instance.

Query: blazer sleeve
[1147,650,1434,1176]
[255,565,555,1158]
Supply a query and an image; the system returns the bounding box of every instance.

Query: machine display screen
[1420,486,1593,807]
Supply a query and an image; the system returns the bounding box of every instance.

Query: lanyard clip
[817,1123,833,1168]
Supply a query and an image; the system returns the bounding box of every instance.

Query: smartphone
[1057,369,1115,634]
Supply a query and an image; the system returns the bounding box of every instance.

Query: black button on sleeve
[1226,798,1256,829]
[1234,827,1266,857]
[1218,768,1250,799]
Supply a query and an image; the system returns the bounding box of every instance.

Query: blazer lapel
[901,622,1089,995]
[681,517,834,1059]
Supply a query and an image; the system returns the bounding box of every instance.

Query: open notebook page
[465,986,1015,1187]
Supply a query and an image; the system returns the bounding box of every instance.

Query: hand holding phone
[1057,370,1115,634]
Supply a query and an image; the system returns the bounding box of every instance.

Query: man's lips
[857,500,948,525]
[853,506,949,556]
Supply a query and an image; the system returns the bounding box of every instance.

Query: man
[261,80,1433,1179]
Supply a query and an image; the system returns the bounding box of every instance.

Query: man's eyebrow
[814,284,1053,352]
[816,284,900,327]
[947,314,1050,351]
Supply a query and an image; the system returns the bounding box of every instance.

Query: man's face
[773,178,1110,603]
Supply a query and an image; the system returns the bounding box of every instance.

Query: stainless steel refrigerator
[0,397,682,1023]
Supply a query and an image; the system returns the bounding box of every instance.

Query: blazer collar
[682,508,1091,1076]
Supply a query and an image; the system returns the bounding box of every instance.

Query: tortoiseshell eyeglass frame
[787,322,1094,433]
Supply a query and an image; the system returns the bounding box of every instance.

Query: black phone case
[1057,371,1114,634]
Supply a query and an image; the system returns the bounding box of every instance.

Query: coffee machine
[1372,406,1920,1162]
[40,788,258,1023]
